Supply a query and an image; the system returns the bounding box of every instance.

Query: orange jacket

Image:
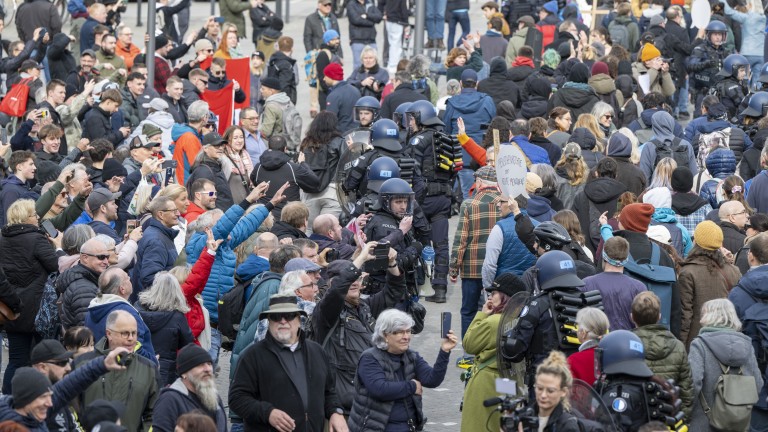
[116,40,141,71]
[173,131,202,185]
[458,132,487,166]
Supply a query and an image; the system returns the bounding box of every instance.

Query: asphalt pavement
[0,0,488,428]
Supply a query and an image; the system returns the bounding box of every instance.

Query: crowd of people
[0,0,767,430]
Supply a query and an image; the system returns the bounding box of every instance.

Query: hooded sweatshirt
[520,77,551,120]
[547,63,600,120]
[85,294,158,365]
[575,177,628,251]
[477,57,521,109]
[639,111,697,181]
[443,88,497,149]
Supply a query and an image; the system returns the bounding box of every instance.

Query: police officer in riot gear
[405,100,461,303]
[687,20,731,117]
[393,102,413,142]
[363,178,426,294]
[353,96,380,129]
[715,54,751,120]
[343,119,415,200]
[501,251,601,399]
[594,330,657,431]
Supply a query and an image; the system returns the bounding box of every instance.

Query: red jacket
[567,346,598,385]
[184,202,206,224]
[183,248,215,343]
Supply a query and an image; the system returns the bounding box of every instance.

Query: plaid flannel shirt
[154,55,172,94]
[449,187,502,279]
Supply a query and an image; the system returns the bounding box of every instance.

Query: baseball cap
[284,257,322,272]
[142,98,169,112]
[129,135,160,150]
[202,132,227,146]
[30,339,73,364]
[86,188,122,211]
[20,59,43,71]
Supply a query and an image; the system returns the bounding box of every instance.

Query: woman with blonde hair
[528,351,581,431]
[567,307,609,385]
[221,125,254,204]
[574,114,606,150]
[156,184,189,255]
[547,107,572,148]
[555,143,590,209]
[647,157,677,190]
[214,23,242,59]
[689,298,762,431]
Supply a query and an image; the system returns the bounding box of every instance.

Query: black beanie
[12,367,52,409]
[617,60,633,77]
[568,62,590,84]
[671,167,694,193]
[176,344,213,375]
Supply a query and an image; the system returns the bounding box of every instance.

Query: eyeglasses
[212,70,225,76]
[731,210,747,216]
[298,282,317,289]
[197,191,216,197]
[199,79,208,85]
[46,359,71,367]
[603,114,613,119]
[83,252,110,261]
[107,328,137,339]
[389,329,412,336]
[268,312,300,322]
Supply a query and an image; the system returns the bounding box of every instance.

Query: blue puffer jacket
[186,203,269,323]
[496,215,537,277]
[699,149,736,208]
[728,265,768,409]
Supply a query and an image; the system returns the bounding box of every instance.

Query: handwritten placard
[496,144,527,198]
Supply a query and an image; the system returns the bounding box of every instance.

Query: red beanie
[323,63,344,81]
[619,203,655,233]
[591,61,610,76]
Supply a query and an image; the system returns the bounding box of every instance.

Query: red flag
[226,58,251,110]
[202,82,234,134]
[200,56,213,71]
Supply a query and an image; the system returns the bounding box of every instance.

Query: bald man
[85,267,158,365]
[56,238,112,329]
[236,232,279,282]
[309,214,356,260]
[718,200,748,255]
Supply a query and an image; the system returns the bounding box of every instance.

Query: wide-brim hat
[259,296,308,321]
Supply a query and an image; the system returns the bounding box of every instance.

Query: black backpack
[218,272,281,339]
[653,137,690,169]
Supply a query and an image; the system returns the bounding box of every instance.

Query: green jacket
[75,338,159,432]
[219,0,251,40]
[505,27,528,65]
[95,50,126,85]
[36,180,86,232]
[634,324,693,417]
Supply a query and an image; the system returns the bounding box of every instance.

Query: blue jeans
[460,278,484,340]
[457,167,475,200]
[208,327,222,367]
[675,78,689,114]
[230,423,244,432]
[351,42,377,71]
[426,0,447,40]
[3,332,39,394]
[751,406,768,432]
[447,10,470,50]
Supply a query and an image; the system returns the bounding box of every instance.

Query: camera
[325,248,339,263]
[484,379,539,432]
[116,353,133,367]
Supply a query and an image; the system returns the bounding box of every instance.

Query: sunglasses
[198,191,216,197]
[603,114,613,119]
[46,359,70,367]
[200,79,208,85]
[212,70,225,76]
[83,252,110,261]
[268,312,300,322]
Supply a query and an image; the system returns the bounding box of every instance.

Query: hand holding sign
[495,144,527,199]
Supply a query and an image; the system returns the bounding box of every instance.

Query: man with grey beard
[152,344,226,432]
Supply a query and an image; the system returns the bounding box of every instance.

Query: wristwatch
[334,408,344,415]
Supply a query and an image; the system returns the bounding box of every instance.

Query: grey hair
[700,299,742,331]
[93,233,116,250]
[138,272,191,313]
[191,209,225,232]
[575,307,610,340]
[187,101,210,123]
[148,196,174,217]
[590,101,615,119]
[61,163,87,183]
[62,224,95,255]
[372,309,415,350]
[359,45,378,62]
[530,164,558,191]
[278,270,307,295]
[446,79,461,96]
[106,309,135,329]
[407,54,431,78]
[98,267,125,296]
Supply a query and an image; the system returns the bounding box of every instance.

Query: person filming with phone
[310,241,406,416]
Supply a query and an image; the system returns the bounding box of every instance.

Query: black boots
[425,285,447,303]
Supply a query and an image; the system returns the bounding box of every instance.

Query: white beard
[190,375,219,412]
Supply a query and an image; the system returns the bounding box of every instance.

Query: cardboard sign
[496,143,527,198]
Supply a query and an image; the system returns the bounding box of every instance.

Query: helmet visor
[384,193,414,218]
